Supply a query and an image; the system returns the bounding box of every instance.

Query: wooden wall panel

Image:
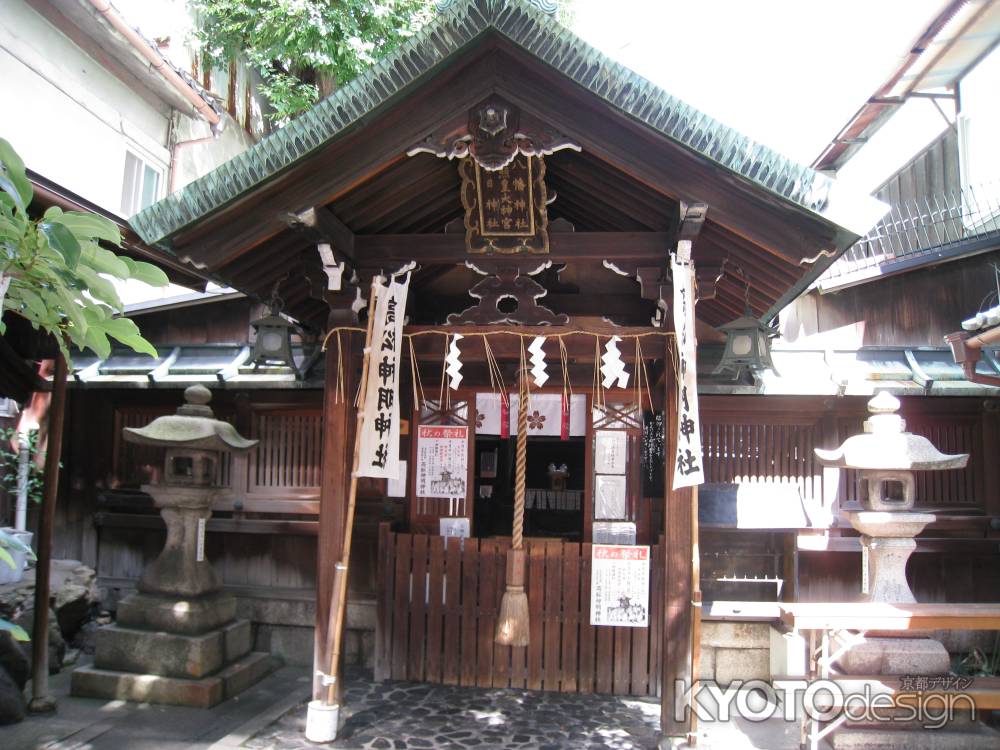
[376,528,661,696]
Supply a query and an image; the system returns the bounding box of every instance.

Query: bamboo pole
[321,279,380,706]
[28,351,67,713]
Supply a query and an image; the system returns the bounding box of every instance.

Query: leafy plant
[0,528,33,641]
[0,138,169,362]
[189,0,434,125]
[0,427,44,509]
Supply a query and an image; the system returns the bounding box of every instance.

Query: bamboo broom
[496,345,530,646]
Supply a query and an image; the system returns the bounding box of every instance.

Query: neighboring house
[1,0,262,220]
[779,0,1000,358]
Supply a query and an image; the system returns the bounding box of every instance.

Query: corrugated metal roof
[130,0,882,247]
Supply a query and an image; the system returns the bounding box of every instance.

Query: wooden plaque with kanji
[460,153,549,254]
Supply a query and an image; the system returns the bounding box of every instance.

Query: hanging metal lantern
[710,267,777,378]
[712,312,778,378]
[250,282,298,373]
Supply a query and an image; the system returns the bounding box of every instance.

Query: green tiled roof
[131,0,878,247]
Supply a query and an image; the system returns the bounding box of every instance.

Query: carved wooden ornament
[447,261,568,326]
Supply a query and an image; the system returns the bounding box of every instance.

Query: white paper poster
[670,253,705,488]
[594,430,627,474]
[590,544,650,627]
[358,275,410,478]
[594,474,627,519]
[387,460,407,498]
[416,425,468,499]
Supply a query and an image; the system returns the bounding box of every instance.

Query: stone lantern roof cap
[122,385,258,453]
[814,390,968,471]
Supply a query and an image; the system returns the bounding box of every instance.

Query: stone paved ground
[247,670,663,750]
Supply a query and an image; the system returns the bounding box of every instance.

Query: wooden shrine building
[119,0,885,740]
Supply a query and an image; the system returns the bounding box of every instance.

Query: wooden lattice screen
[700,418,824,502]
[698,398,987,511]
[247,409,323,494]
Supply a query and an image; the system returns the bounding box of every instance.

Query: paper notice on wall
[416,425,468,499]
[387,460,407,498]
[590,544,650,627]
[671,253,705,489]
[594,430,627,474]
[358,275,410,478]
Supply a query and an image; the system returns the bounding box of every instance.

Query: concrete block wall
[236,595,376,669]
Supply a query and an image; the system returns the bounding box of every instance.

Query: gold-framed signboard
[460,153,549,255]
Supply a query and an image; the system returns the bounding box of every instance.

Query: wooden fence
[375,525,663,696]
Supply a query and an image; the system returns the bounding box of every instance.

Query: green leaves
[0,138,33,213]
[39,221,82,268]
[0,621,29,642]
[190,0,433,124]
[0,139,168,363]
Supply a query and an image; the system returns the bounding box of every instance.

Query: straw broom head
[496,547,529,646]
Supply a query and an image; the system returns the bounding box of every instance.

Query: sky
[569,0,950,191]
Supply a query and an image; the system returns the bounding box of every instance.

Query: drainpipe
[945,329,1000,387]
[15,435,29,531]
[86,0,221,129]
[168,135,216,193]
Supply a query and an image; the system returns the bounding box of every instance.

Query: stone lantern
[815,390,968,603]
[72,385,270,708]
[813,391,977,748]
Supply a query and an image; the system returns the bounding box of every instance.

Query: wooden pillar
[313,330,359,702]
[660,338,694,739]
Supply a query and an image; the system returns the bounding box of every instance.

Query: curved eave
[129,0,885,251]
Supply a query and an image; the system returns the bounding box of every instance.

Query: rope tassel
[496,342,530,647]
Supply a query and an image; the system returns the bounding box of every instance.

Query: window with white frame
[120,150,163,216]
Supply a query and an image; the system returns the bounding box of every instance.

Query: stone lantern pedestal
[72,386,271,708]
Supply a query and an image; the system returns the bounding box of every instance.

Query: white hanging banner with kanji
[671,253,704,488]
[358,275,410,478]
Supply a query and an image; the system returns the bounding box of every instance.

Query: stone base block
[831,726,1000,750]
[833,634,950,675]
[94,620,251,679]
[71,652,272,708]
[116,591,236,635]
[714,647,770,685]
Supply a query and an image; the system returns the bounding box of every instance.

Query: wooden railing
[375,525,663,696]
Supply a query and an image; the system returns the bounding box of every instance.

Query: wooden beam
[353,232,672,266]
[412,292,654,324]
[289,206,357,264]
[403,324,671,362]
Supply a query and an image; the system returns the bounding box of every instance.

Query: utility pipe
[86,0,221,128]
[15,434,29,532]
[168,135,215,193]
